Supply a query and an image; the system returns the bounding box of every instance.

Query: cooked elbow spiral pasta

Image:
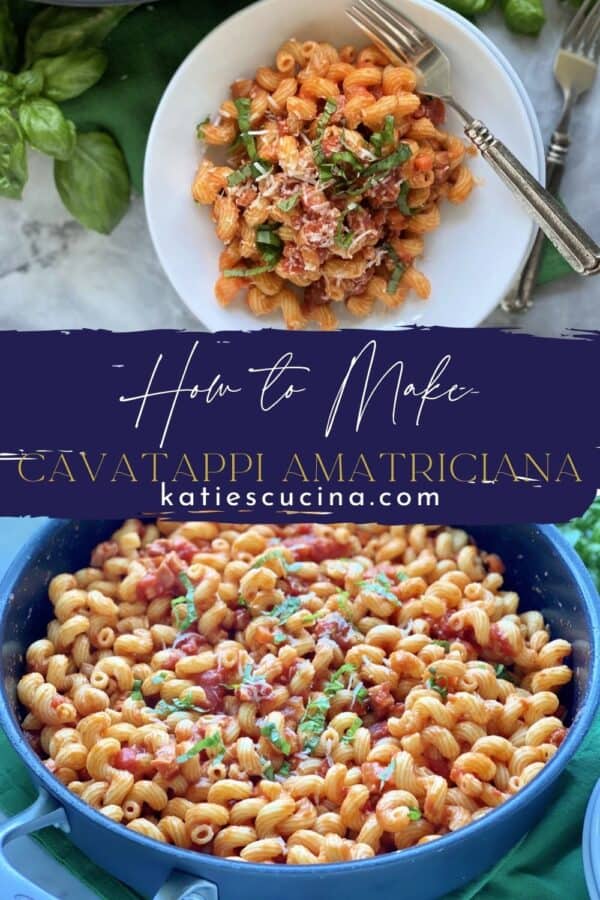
[19,521,571,864]
[193,38,474,329]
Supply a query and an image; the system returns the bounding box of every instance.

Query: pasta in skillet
[19,522,572,863]
[192,39,475,330]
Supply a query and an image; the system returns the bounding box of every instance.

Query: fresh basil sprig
[0,4,131,234]
[0,108,27,199]
[19,98,76,160]
[55,131,130,234]
[32,49,108,102]
[25,6,133,67]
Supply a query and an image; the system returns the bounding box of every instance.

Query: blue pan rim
[0,519,599,883]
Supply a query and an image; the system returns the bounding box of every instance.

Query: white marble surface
[0,5,599,334]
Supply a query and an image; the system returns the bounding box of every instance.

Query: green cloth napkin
[8,0,573,286]
[0,712,597,899]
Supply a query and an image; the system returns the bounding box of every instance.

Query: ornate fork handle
[449,103,600,278]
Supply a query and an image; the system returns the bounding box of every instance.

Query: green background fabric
[8,0,572,286]
[0,712,597,899]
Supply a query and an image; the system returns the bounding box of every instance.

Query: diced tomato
[91,540,119,567]
[50,694,66,709]
[369,721,390,741]
[113,746,152,775]
[314,613,356,650]
[368,683,395,719]
[194,668,227,712]
[414,97,445,125]
[279,575,309,596]
[414,154,433,172]
[144,536,208,562]
[160,649,184,670]
[233,608,251,630]
[173,632,208,656]
[136,572,161,602]
[238,681,274,704]
[549,727,567,748]
[282,534,349,563]
[424,750,450,779]
[489,623,516,660]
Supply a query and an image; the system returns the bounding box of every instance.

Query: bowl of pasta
[0,521,597,900]
[144,0,544,331]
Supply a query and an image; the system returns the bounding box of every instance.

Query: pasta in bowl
[18,521,574,865]
[194,39,475,330]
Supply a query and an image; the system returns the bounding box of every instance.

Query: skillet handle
[0,788,70,900]
[153,871,219,900]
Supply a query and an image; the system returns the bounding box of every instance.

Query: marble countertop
[0,4,598,336]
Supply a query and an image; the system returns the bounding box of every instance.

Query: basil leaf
[316,98,337,138]
[408,807,422,821]
[14,71,44,99]
[256,224,283,267]
[54,131,130,234]
[260,722,291,755]
[0,73,17,107]
[223,264,275,278]
[32,49,107,102]
[0,0,17,72]
[234,97,257,160]
[130,678,144,701]
[176,732,225,764]
[397,180,414,216]
[19,98,76,161]
[25,7,133,66]
[362,143,412,181]
[0,107,28,199]
[278,192,300,212]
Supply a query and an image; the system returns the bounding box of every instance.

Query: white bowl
[144,0,544,331]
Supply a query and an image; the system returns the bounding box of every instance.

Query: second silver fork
[347,0,600,278]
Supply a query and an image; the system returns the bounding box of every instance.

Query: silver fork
[508,0,600,311]
[347,0,600,277]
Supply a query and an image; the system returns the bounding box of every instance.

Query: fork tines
[562,0,600,57]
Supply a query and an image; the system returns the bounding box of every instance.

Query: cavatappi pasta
[192,39,475,330]
[19,522,572,864]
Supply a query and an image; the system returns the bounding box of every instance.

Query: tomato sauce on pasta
[18,522,572,863]
[192,39,475,329]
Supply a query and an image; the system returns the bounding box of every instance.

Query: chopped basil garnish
[260,722,291,755]
[362,143,411,180]
[251,548,287,569]
[270,595,303,623]
[383,243,406,295]
[370,115,395,155]
[273,630,287,644]
[352,681,368,705]
[336,591,353,620]
[278,192,300,212]
[431,640,451,652]
[130,679,144,701]
[379,758,396,783]
[171,571,197,631]
[342,717,362,743]
[316,98,338,138]
[299,695,330,753]
[196,116,210,140]
[324,662,356,696]
[238,596,249,608]
[358,572,398,603]
[227,158,272,187]
[278,761,291,778]
[426,667,448,700]
[223,263,275,278]
[151,671,169,685]
[302,608,327,626]
[176,732,225,764]
[155,693,206,716]
[397,570,409,582]
[256,223,283,267]
[495,664,516,683]
[397,180,414,216]
[234,97,257,160]
[408,808,422,821]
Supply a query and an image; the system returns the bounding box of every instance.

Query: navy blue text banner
[0,327,597,523]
